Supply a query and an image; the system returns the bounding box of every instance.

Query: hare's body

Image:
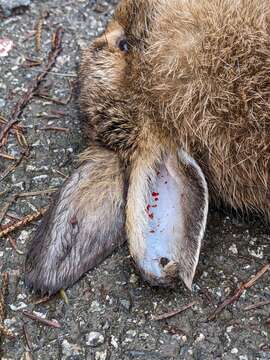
[26,0,270,294]
[81,0,270,217]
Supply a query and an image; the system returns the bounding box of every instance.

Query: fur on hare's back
[136,0,270,218]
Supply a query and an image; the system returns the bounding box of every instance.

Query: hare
[25,0,270,294]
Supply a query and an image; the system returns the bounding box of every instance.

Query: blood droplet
[154,198,159,201]
[148,213,154,219]
[152,192,159,197]
[70,215,78,227]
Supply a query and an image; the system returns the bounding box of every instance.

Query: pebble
[110,335,118,349]
[86,332,105,347]
[120,299,131,311]
[95,350,107,360]
[61,340,82,358]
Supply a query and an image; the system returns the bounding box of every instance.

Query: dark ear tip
[24,270,63,296]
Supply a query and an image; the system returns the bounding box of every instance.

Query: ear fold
[126,148,208,289]
[25,146,126,295]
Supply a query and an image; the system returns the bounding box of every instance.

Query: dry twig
[22,310,61,329]
[0,207,47,239]
[0,27,64,145]
[152,302,195,321]
[39,126,70,132]
[208,263,270,321]
[244,300,270,311]
[0,273,14,339]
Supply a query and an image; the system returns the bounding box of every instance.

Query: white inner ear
[128,149,208,289]
[141,161,184,278]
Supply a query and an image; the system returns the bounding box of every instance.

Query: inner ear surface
[141,160,184,279]
[127,149,209,289]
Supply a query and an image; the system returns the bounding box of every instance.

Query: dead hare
[25,0,270,294]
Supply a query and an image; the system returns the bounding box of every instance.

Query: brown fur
[25,0,270,294]
[80,0,270,217]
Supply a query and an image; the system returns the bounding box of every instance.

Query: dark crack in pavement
[0,1,269,359]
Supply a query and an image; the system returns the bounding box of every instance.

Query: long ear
[126,148,208,289]
[25,146,126,295]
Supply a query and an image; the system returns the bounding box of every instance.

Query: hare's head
[25,0,209,295]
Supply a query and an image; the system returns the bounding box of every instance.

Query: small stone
[229,244,238,254]
[90,301,102,312]
[61,340,81,358]
[0,98,5,107]
[195,333,205,343]
[126,330,136,337]
[95,350,107,360]
[129,274,138,284]
[120,299,131,311]
[9,302,27,311]
[18,230,30,244]
[110,335,118,349]
[86,332,105,347]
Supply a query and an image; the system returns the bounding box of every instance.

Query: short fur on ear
[126,147,208,289]
[25,146,126,295]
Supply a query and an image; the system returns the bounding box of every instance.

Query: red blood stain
[146,204,154,219]
[152,204,157,208]
[152,192,159,197]
[154,197,159,201]
[156,171,160,176]
[70,215,78,227]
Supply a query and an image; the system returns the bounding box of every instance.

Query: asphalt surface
[0,1,269,359]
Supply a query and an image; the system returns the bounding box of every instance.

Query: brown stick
[0,27,64,145]
[208,263,270,321]
[39,126,70,132]
[0,273,14,339]
[17,188,57,198]
[244,300,270,311]
[0,152,17,160]
[0,208,47,238]
[152,302,195,321]
[22,310,61,329]
[23,325,33,352]
[0,151,27,182]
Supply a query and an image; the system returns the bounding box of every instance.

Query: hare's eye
[118,39,129,53]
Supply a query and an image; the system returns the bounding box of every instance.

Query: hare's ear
[126,149,208,290]
[25,146,126,295]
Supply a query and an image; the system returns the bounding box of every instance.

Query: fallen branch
[22,310,61,329]
[0,152,17,161]
[17,188,57,198]
[0,27,64,145]
[0,207,47,239]
[0,273,14,339]
[23,325,33,353]
[39,126,70,132]
[208,263,270,321]
[0,151,27,182]
[152,302,195,321]
[244,300,270,311]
